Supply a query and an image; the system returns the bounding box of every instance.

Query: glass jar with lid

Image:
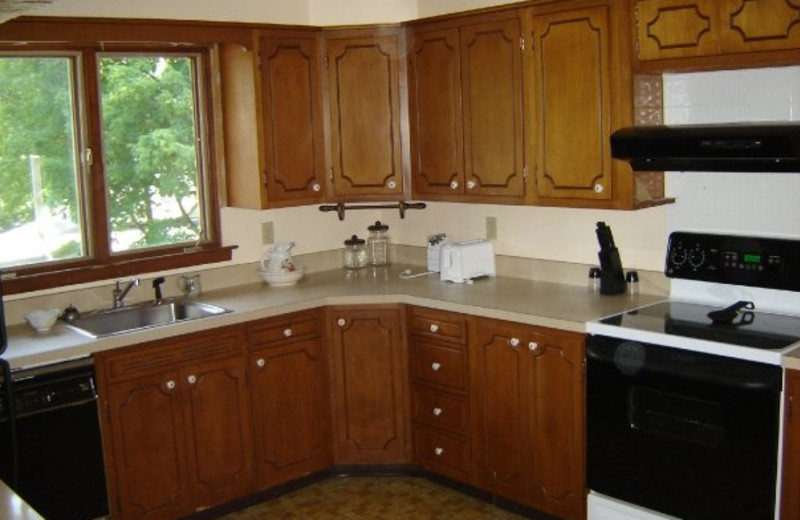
[367,221,390,266]
[342,235,368,270]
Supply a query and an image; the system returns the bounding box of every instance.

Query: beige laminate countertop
[0,480,43,520]
[5,264,663,370]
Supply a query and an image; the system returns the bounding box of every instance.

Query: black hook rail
[318,201,426,221]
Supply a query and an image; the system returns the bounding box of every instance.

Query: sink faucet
[152,277,166,304]
[112,278,140,308]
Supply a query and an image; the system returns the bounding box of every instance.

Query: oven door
[586,334,782,520]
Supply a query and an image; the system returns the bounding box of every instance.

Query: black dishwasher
[0,357,109,520]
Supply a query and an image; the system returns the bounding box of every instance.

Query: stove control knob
[689,247,706,269]
[669,244,687,268]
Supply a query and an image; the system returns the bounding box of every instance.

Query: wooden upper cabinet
[257,32,326,206]
[635,0,800,69]
[325,30,405,200]
[460,16,525,200]
[408,26,464,197]
[527,5,613,203]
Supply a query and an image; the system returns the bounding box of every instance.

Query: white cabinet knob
[434,447,444,457]
[431,362,442,372]
[256,358,265,368]
[311,182,321,192]
[594,183,604,193]
[337,318,346,327]
[466,179,476,190]
[165,380,176,390]
[433,407,443,417]
[430,324,439,333]
[187,374,197,385]
[449,180,459,190]
[283,327,293,338]
[509,337,520,347]
[528,341,539,351]
[387,179,397,190]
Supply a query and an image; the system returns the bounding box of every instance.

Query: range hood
[611,123,800,173]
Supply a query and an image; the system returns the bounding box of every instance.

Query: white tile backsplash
[663,66,800,239]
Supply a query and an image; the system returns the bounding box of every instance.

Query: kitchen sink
[65,299,231,338]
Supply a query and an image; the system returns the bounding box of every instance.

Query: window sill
[3,245,237,295]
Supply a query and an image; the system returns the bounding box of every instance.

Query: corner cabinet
[407,13,525,203]
[471,316,586,520]
[327,305,410,464]
[247,309,331,489]
[635,0,800,70]
[324,29,406,200]
[95,326,255,520]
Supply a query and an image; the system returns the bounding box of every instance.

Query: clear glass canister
[367,221,390,266]
[343,235,368,269]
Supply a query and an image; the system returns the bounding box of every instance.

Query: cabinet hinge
[520,36,525,51]
[329,167,334,181]
[323,53,329,69]
[262,172,268,186]
[523,165,528,179]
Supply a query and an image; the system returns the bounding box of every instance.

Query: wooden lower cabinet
[96,327,255,520]
[247,310,331,488]
[781,369,800,520]
[471,316,585,520]
[327,305,410,464]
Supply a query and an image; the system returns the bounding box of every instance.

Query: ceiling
[0,0,57,24]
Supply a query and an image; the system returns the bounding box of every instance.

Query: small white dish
[258,266,304,287]
[25,308,61,333]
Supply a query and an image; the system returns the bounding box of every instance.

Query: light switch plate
[486,216,497,241]
[262,221,274,245]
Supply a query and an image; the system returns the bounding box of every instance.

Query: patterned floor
[219,476,528,520]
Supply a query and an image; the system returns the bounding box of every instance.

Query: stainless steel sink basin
[65,299,231,338]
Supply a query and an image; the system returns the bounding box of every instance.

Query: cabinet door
[461,17,525,199]
[258,33,326,205]
[408,26,465,197]
[326,33,404,199]
[181,356,255,509]
[471,319,531,504]
[528,332,585,520]
[781,369,800,520]
[328,306,409,463]
[106,372,192,520]
[249,337,330,488]
[529,6,613,202]
[635,0,721,60]
[720,0,800,54]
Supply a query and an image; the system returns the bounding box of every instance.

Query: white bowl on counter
[258,266,304,287]
[25,309,61,333]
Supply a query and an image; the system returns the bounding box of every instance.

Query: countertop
[6,264,662,370]
[0,480,43,520]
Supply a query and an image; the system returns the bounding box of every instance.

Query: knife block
[598,249,626,295]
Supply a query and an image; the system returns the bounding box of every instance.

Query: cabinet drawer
[414,426,471,483]
[408,307,467,345]
[412,387,469,435]
[412,342,467,393]
[248,309,322,348]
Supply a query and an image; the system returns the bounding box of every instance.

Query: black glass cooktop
[600,301,800,350]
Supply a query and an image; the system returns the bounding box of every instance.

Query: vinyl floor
[218,476,529,519]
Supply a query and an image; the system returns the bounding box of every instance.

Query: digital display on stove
[743,253,761,264]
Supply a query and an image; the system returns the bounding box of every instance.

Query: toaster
[439,239,496,283]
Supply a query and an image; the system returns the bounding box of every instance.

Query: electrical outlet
[486,216,497,241]
[262,221,274,245]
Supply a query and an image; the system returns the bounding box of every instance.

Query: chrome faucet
[112,278,140,308]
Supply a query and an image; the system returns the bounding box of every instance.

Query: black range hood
[611,123,800,172]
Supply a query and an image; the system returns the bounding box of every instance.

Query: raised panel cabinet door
[326,34,404,198]
[530,6,613,202]
[471,319,531,504]
[460,18,525,199]
[720,0,800,53]
[106,372,191,520]
[181,356,255,510]
[527,332,585,520]
[258,34,326,205]
[328,307,408,463]
[408,26,465,197]
[635,0,721,60]
[249,338,331,488]
[781,369,800,520]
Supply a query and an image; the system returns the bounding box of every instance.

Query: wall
[663,66,800,238]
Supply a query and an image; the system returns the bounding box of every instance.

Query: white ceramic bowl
[258,266,304,287]
[25,308,61,333]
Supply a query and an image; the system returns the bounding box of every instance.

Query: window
[0,43,228,293]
